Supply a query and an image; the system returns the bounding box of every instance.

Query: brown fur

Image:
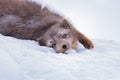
[0,0,94,53]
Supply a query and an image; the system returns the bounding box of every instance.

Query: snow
[0,34,120,80]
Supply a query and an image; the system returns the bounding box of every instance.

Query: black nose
[62,44,67,49]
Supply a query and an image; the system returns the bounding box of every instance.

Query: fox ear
[60,19,71,29]
[74,28,94,49]
[36,37,46,46]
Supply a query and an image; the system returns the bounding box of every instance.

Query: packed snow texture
[0,34,120,80]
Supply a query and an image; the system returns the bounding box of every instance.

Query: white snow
[0,34,120,80]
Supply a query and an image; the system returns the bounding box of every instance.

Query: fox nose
[62,44,67,49]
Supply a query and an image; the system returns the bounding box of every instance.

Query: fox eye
[61,34,69,39]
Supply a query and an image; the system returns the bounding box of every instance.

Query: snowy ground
[0,34,120,80]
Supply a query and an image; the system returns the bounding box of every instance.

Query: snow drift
[0,34,120,80]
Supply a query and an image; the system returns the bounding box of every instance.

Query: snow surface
[0,34,120,80]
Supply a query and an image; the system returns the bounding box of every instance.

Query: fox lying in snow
[0,0,94,53]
